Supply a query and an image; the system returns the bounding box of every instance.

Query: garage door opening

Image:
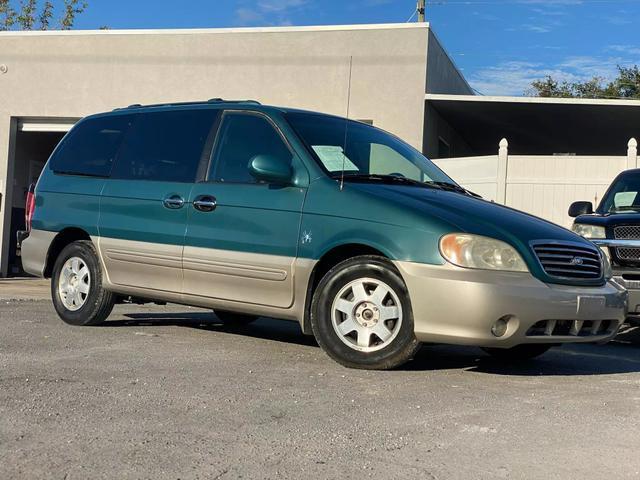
[7,119,77,276]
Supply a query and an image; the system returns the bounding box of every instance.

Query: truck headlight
[572,223,605,239]
[439,233,528,272]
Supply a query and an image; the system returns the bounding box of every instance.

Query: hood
[575,211,640,228]
[347,182,582,244]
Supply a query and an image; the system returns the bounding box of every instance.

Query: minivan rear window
[50,115,131,177]
[111,109,219,183]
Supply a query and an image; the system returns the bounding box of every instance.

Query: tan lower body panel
[394,260,627,347]
[182,245,296,309]
[20,229,57,277]
[96,237,182,293]
[93,236,316,325]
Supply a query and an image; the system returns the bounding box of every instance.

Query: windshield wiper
[332,173,441,188]
[611,206,640,212]
[425,181,481,198]
[333,174,481,197]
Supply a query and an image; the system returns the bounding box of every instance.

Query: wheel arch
[43,227,92,278]
[301,242,393,335]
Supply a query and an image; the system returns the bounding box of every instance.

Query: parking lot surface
[1,298,640,479]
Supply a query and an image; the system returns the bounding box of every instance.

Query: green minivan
[19,100,627,369]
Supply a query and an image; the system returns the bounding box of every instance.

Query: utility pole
[417,0,426,22]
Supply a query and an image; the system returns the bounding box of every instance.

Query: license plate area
[577,295,606,319]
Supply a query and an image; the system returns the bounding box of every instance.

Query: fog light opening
[491,316,512,337]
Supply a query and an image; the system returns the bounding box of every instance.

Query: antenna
[340,55,354,192]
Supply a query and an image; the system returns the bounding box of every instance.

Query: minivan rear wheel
[311,255,420,370]
[51,240,115,326]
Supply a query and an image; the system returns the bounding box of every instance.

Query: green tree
[528,66,640,99]
[0,0,87,31]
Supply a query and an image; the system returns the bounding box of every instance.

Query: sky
[64,0,640,96]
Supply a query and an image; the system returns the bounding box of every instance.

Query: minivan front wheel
[51,240,115,326]
[311,256,420,370]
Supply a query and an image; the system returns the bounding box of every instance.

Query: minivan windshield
[599,171,640,213]
[286,112,457,187]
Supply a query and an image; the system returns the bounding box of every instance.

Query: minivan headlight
[599,247,613,280]
[440,233,528,272]
[572,223,605,239]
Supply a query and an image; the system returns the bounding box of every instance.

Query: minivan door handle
[163,194,185,209]
[193,195,217,212]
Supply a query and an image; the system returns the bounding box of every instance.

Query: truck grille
[613,225,640,239]
[532,243,602,280]
[613,226,640,263]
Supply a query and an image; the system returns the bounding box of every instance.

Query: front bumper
[394,261,627,348]
[612,269,640,321]
[591,240,640,321]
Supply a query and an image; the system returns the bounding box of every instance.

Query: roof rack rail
[113,99,261,111]
[207,98,262,105]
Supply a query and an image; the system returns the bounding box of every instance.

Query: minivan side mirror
[568,201,594,217]
[249,154,292,185]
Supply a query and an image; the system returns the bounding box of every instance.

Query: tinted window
[112,109,219,183]
[210,113,292,183]
[50,115,131,177]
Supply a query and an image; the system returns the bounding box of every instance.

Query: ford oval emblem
[570,257,584,266]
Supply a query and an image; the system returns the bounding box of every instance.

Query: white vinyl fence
[434,138,638,228]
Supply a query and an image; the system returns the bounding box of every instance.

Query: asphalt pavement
[1,295,640,479]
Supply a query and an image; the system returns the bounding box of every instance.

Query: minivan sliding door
[98,109,219,294]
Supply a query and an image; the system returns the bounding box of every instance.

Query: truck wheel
[311,255,420,370]
[482,344,553,361]
[213,310,258,326]
[51,240,115,326]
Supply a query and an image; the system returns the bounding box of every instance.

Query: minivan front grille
[527,319,615,337]
[613,226,640,264]
[532,243,602,281]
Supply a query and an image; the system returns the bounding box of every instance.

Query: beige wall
[0,23,446,275]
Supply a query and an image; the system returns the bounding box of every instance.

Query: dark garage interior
[8,130,66,276]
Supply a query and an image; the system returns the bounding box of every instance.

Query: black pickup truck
[570,168,640,323]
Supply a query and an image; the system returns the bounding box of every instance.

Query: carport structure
[424,94,640,158]
[427,95,640,228]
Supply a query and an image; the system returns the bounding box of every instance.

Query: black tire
[51,240,115,326]
[213,310,258,326]
[482,344,553,361]
[310,255,420,370]
[627,317,640,327]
